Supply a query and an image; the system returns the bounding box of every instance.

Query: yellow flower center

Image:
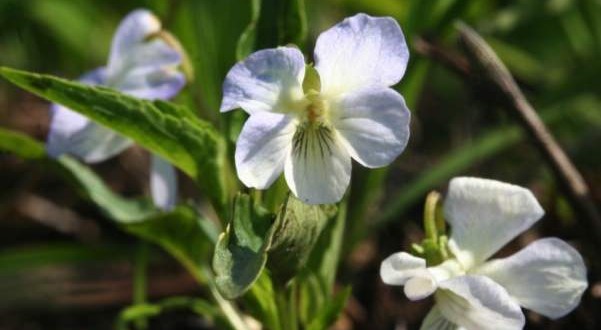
[303,92,329,125]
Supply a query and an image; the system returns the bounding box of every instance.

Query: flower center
[295,64,331,126]
[304,92,329,124]
[287,64,336,159]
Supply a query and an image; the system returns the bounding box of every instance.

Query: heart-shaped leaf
[213,193,275,299]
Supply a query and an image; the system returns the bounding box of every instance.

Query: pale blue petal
[47,67,133,163]
[235,112,296,189]
[332,87,410,168]
[47,104,132,163]
[79,67,108,85]
[117,38,181,72]
[107,10,180,77]
[109,9,161,64]
[47,10,185,163]
[106,9,184,99]
[151,155,178,210]
[221,47,305,114]
[118,68,185,100]
[314,13,409,95]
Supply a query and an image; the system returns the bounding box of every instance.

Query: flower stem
[424,191,441,242]
[199,267,251,330]
[288,283,298,330]
[133,241,149,330]
[275,283,298,330]
[174,256,250,330]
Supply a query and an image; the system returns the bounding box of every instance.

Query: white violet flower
[381,177,588,330]
[221,13,411,204]
[46,9,184,210]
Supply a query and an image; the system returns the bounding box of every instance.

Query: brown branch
[414,23,601,242]
[413,37,471,78]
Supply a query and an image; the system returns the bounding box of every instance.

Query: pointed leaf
[116,296,224,330]
[60,158,218,281]
[307,287,351,330]
[0,126,46,159]
[256,0,307,49]
[236,0,262,60]
[122,205,216,280]
[58,156,157,222]
[235,0,309,52]
[0,67,228,215]
[243,272,281,330]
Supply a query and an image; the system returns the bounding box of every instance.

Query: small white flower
[381,177,588,330]
[221,14,411,204]
[46,9,184,210]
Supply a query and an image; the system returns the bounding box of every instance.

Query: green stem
[199,267,250,330]
[423,191,441,241]
[275,284,297,330]
[166,253,249,330]
[133,241,149,330]
[288,283,298,330]
[275,288,287,330]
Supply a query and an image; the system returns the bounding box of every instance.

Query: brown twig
[414,23,601,242]
[15,193,101,241]
[413,37,471,78]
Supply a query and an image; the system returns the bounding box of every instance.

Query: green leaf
[236,0,261,60]
[0,242,131,310]
[57,156,157,222]
[60,158,218,282]
[306,287,351,330]
[0,67,228,216]
[0,126,45,159]
[298,273,325,325]
[0,127,217,283]
[243,272,281,330]
[172,0,253,113]
[213,193,275,299]
[0,242,127,275]
[116,296,225,330]
[280,0,308,47]
[305,199,346,289]
[122,205,216,281]
[256,0,307,49]
[299,200,346,323]
[29,0,108,62]
[486,37,546,83]
[0,126,156,221]
[267,195,337,285]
